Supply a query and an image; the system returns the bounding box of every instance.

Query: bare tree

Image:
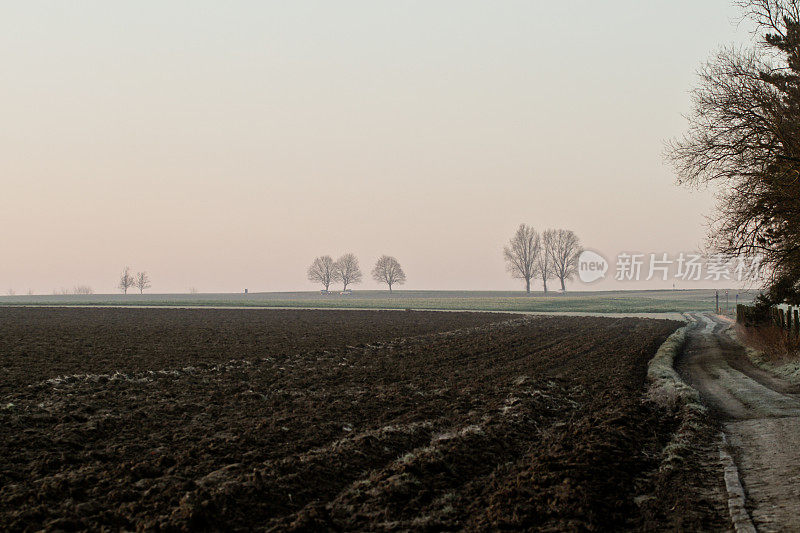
[372,255,406,292]
[538,229,557,294]
[734,0,800,35]
[668,0,800,304]
[548,229,582,292]
[6,289,15,296]
[73,285,93,295]
[307,255,336,291]
[118,267,135,294]
[504,224,540,293]
[135,272,151,294]
[333,253,362,291]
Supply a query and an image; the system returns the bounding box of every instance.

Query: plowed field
[0,308,688,530]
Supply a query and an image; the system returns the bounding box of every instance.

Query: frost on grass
[646,326,701,408]
[645,324,710,478]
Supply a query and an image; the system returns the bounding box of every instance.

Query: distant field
[0,289,755,314]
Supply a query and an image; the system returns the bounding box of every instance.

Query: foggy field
[0,289,750,314]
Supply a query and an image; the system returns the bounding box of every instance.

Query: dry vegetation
[735,323,800,384]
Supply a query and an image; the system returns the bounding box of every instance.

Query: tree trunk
[389,282,392,293]
[542,279,547,294]
[560,277,566,292]
[525,278,530,293]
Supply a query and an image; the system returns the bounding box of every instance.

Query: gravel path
[677,313,800,532]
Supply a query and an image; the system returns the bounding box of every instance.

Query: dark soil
[0,307,511,395]
[0,308,717,531]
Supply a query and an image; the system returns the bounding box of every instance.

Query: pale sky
[1,1,756,293]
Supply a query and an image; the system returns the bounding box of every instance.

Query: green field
[0,289,755,314]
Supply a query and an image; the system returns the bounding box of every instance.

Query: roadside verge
[725,318,800,386]
[642,315,745,531]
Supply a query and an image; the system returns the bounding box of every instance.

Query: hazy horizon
[2,1,756,293]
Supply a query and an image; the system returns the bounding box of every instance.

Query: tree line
[118,267,151,294]
[109,229,579,296]
[308,254,406,292]
[503,225,582,293]
[308,227,581,296]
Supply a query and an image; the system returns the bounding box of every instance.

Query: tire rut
[677,313,800,532]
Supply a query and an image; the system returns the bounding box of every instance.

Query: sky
[0,1,758,293]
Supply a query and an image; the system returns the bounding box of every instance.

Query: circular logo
[578,250,608,283]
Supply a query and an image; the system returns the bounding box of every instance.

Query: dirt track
[677,314,800,532]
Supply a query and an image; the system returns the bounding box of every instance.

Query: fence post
[795,309,799,337]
